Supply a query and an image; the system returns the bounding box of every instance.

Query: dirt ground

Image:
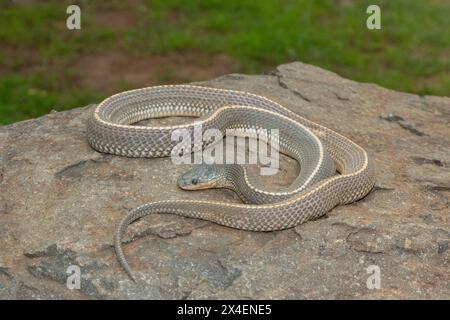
[73,51,238,94]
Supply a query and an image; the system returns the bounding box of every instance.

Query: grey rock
[0,61,449,299]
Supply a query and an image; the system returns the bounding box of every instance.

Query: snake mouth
[178,184,197,191]
[177,178,218,191]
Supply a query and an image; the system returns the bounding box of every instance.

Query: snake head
[177,164,226,190]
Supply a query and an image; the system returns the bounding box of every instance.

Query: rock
[0,61,449,299]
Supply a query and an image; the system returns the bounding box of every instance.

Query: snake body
[87,85,375,281]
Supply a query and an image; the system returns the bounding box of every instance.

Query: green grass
[0,0,449,124]
[0,77,102,122]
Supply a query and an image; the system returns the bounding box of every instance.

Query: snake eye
[191,178,198,185]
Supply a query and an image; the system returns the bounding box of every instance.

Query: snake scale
[87,85,375,281]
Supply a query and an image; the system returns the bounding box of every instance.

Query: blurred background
[0,0,449,125]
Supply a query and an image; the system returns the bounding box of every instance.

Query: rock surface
[0,62,449,299]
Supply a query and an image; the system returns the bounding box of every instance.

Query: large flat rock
[0,62,449,299]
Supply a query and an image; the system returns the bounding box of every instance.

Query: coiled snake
[87,85,375,281]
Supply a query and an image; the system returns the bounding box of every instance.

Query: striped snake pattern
[87,85,375,281]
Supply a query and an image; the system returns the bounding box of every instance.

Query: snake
[87,85,375,281]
